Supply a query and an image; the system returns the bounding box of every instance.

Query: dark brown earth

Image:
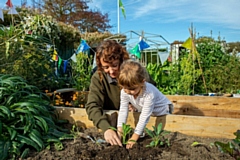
[24,124,234,160]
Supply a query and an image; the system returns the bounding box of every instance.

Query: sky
[2,0,240,45]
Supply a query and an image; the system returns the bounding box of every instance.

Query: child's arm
[117,90,130,127]
[126,133,140,149]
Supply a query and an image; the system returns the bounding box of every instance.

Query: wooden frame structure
[55,95,240,139]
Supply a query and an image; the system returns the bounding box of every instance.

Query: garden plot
[23,95,240,160]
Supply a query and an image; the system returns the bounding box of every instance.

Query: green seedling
[110,123,133,145]
[191,141,215,150]
[214,130,240,160]
[145,123,170,147]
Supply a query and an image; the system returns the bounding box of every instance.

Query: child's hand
[126,139,136,149]
[126,133,139,149]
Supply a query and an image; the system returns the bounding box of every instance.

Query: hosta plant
[0,74,73,160]
[145,123,170,147]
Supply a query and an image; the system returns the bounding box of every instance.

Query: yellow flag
[182,37,192,50]
[52,49,58,61]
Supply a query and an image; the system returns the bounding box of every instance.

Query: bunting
[76,39,90,54]
[52,49,58,61]
[6,0,13,8]
[130,44,141,59]
[0,8,4,21]
[7,7,18,15]
[130,38,150,59]
[158,51,170,65]
[138,39,150,51]
[182,37,192,50]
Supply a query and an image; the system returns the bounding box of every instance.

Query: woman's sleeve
[85,73,110,132]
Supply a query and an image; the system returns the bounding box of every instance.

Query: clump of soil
[24,125,233,160]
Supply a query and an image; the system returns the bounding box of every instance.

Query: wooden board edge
[55,107,240,139]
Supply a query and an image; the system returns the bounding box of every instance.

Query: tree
[39,0,111,32]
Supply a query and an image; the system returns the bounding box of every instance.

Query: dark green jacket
[85,71,120,132]
[85,70,156,132]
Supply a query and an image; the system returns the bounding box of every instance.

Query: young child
[117,60,173,149]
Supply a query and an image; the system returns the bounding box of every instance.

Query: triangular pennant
[58,57,62,69]
[52,49,58,61]
[6,0,13,8]
[76,39,90,54]
[158,51,170,65]
[92,52,96,69]
[182,37,192,50]
[7,7,18,15]
[71,53,77,62]
[0,8,4,21]
[138,39,150,51]
[63,60,68,73]
[130,44,141,59]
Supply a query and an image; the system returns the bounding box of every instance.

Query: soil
[24,124,234,160]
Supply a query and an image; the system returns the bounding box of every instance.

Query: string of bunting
[129,36,170,65]
[0,0,19,21]
[51,39,91,76]
[130,37,150,59]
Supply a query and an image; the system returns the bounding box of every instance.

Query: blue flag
[76,39,90,54]
[138,39,150,51]
[63,60,68,73]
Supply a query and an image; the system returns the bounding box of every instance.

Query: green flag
[130,44,141,59]
[119,0,126,19]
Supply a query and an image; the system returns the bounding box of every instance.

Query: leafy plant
[214,130,240,160]
[110,123,133,145]
[71,51,93,91]
[145,123,170,147]
[0,74,73,160]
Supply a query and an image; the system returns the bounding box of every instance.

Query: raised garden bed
[25,95,240,160]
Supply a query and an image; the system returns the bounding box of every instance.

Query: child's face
[123,84,143,97]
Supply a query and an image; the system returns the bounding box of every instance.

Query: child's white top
[117,82,172,135]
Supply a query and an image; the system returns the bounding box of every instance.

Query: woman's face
[100,58,120,79]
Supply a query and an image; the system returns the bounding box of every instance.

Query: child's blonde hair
[118,60,149,88]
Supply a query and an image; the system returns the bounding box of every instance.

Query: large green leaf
[0,140,11,160]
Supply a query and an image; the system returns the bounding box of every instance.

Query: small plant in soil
[191,141,214,148]
[145,123,170,147]
[214,130,240,160]
[110,123,134,145]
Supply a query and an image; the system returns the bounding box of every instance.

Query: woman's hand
[104,129,122,147]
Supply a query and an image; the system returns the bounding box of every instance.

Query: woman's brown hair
[96,40,130,77]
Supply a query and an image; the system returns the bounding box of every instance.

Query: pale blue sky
[2,0,240,43]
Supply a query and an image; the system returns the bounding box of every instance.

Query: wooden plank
[172,102,240,118]
[55,107,240,139]
[166,95,240,103]
[166,95,240,118]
